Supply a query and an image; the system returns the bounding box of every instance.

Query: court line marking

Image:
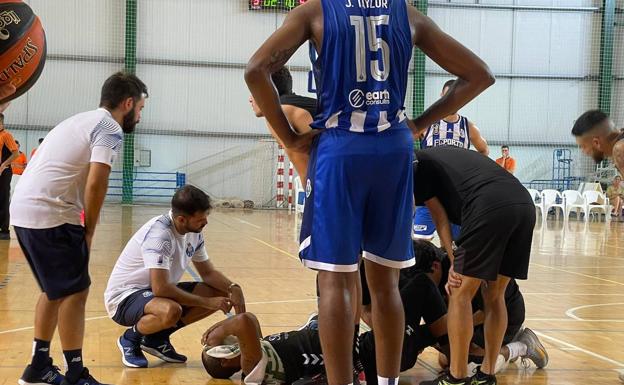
[530,263,624,286]
[533,330,624,368]
[251,237,300,262]
[0,298,317,335]
[526,317,624,323]
[523,292,624,296]
[234,218,262,229]
[565,302,624,321]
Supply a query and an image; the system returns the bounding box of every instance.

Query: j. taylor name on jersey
[345,0,388,9]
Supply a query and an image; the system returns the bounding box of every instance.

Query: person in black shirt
[249,66,317,182]
[414,146,536,385]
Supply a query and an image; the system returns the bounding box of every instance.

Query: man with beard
[10,72,147,385]
[571,110,624,384]
[104,185,246,369]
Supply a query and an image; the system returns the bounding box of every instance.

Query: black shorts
[112,281,198,327]
[455,203,535,281]
[15,224,90,300]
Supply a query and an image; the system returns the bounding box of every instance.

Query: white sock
[378,376,399,385]
[506,341,528,361]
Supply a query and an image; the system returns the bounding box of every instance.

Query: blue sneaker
[18,359,64,385]
[59,368,110,385]
[141,337,187,363]
[117,335,148,368]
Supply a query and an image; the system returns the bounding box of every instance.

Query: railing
[107,171,186,200]
[524,177,584,192]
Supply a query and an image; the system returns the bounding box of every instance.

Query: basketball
[0,0,45,104]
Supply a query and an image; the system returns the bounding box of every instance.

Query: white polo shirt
[104,212,209,318]
[10,108,123,229]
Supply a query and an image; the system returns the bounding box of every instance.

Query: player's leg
[0,169,11,237]
[318,270,359,384]
[362,128,415,385]
[479,275,511,375]
[299,129,364,385]
[16,228,64,385]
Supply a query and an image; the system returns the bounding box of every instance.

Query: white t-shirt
[10,108,123,229]
[104,212,209,318]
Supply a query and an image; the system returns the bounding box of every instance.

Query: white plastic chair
[541,189,564,220]
[562,190,587,221]
[583,190,611,222]
[526,188,544,219]
[294,176,305,214]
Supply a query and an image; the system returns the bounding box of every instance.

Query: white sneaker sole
[18,380,51,385]
[140,345,186,363]
[117,338,148,368]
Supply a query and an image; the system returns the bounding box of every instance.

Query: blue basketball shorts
[412,206,461,241]
[299,127,415,272]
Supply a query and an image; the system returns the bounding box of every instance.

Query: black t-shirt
[264,327,324,384]
[279,94,317,118]
[413,146,532,225]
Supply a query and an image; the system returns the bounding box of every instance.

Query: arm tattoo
[268,47,297,73]
[614,143,624,174]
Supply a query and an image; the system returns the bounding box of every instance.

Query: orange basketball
[0,0,46,104]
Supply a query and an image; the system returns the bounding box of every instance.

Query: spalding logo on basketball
[0,0,46,104]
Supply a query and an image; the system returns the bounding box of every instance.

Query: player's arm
[0,149,18,172]
[425,197,462,290]
[280,105,314,181]
[194,259,246,313]
[83,162,111,250]
[149,268,232,313]
[408,6,495,132]
[245,3,315,149]
[202,313,264,375]
[468,121,489,156]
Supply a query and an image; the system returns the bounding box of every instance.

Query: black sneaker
[292,373,328,385]
[18,359,64,385]
[470,368,496,385]
[0,231,9,240]
[419,373,469,385]
[60,368,110,385]
[141,337,187,363]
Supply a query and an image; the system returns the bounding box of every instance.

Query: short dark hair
[15,140,19,145]
[271,67,293,96]
[572,109,610,136]
[501,145,509,150]
[99,71,148,109]
[171,185,212,216]
[38,137,43,144]
[201,351,240,379]
[413,240,444,273]
[442,79,456,91]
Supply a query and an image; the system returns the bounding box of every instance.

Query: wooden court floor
[0,205,623,385]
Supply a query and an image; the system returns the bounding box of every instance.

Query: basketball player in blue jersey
[245,2,494,385]
[414,79,489,242]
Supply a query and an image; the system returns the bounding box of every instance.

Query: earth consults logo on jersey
[349,89,391,108]
[306,179,312,198]
[185,242,195,258]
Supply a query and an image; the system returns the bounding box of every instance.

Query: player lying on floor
[198,241,546,385]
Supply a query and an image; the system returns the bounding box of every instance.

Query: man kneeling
[104,185,246,368]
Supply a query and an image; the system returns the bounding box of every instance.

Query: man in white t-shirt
[10,72,148,385]
[105,185,246,369]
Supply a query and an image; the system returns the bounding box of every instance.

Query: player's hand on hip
[229,285,246,314]
[288,129,320,154]
[204,296,234,314]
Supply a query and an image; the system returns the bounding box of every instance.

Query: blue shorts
[15,224,90,300]
[299,127,415,272]
[412,206,461,241]
[112,282,198,327]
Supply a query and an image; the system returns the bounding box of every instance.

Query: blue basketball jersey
[420,116,471,149]
[309,0,412,133]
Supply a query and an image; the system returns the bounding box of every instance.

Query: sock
[506,341,528,361]
[145,320,185,343]
[63,349,84,383]
[353,326,364,373]
[377,376,399,385]
[31,339,51,369]
[123,325,143,344]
